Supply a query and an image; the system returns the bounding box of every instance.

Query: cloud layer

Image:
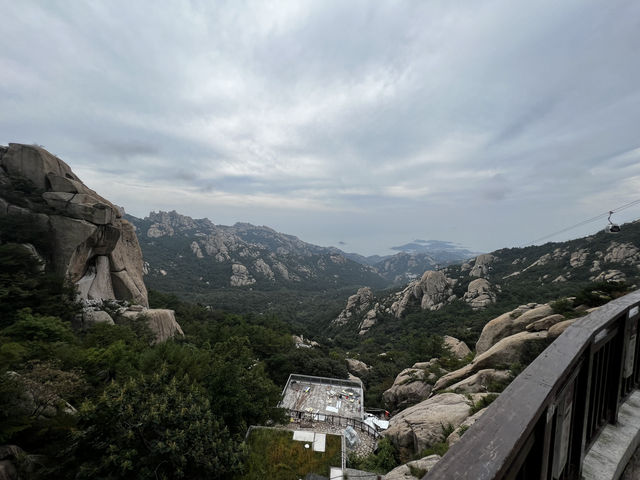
[2,0,640,254]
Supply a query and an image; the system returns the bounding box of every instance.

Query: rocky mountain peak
[0,143,147,306]
[146,210,214,237]
[0,143,183,343]
[391,270,457,318]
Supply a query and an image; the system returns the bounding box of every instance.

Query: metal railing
[287,409,382,439]
[424,289,640,480]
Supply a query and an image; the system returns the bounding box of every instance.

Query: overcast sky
[2,1,640,255]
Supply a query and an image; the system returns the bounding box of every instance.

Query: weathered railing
[425,289,640,480]
[287,409,382,439]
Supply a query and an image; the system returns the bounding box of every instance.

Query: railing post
[611,317,628,423]
[578,343,595,477]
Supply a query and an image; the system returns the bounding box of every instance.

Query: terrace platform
[279,374,364,420]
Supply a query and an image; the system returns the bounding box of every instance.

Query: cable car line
[526,198,640,246]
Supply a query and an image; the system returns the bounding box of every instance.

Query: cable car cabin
[606,211,621,233]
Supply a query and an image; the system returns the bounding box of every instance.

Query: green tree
[70,366,242,480]
[3,309,75,343]
[0,243,79,326]
[206,337,285,434]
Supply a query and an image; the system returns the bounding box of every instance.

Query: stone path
[621,444,640,480]
[583,390,640,480]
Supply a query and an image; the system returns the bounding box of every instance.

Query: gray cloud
[1,0,640,254]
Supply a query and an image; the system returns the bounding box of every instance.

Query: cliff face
[0,143,147,306]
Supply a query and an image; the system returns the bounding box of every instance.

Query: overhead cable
[526,198,640,246]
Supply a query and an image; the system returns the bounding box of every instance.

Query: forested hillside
[0,244,354,478]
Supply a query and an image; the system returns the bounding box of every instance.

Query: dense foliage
[0,244,349,479]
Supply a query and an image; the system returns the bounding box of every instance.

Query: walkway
[583,390,640,480]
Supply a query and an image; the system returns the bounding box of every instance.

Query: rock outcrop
[121,308,184,343]
[463,278,496,309]
[358,309,378,335]
[292,334,319,349]
[548,318,577,338]
[443,335,471,359]
[384,392,486,458]
[446,408,487,446]
[469,254,495,278]
[475,303,553,354]
[333,287,374,326]
[230,263,256,287]
[383,454,441,480]
[435,331,549,391]
[570,249,588,267]
[592,269,626,283]
[604,242,640,265]
[80,309,115,328]
[391,271,455,318]
[446,369,511,394]
[0,144,184,343]
[0,144,148,307]
[525,313,566,332]
[346,358,371,376]
[383,366,434,412]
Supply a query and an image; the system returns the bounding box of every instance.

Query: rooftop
[279,374,365,420]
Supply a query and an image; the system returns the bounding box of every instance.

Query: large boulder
[463,278,496,309]
[384,393,485,458]
[443,335,471,359]
[383,368,433,412]
[525,314,566,332]
[42,192,116,225]
[475,304,552,354]
[81,309,115,328]
[548,319,577,338]
[383,454,441,480]
[446,408,487,447]
[120,308,184,344]
[346,358,371,376]
[434,331,549,391]
[0,144,148,307]
[446,369,511,394]
[469,254,495,278]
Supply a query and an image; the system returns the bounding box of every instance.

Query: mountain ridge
[131,209,477,287]
[331,219,640,337]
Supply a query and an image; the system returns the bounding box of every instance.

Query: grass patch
[418,441,449,458]
[239,428,342,480]
[467,393,499,415]
[409,465,428,478]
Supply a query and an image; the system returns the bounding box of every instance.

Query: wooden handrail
[424,289,640,480]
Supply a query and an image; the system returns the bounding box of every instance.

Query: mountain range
[331,219,640,337]
[126,210,478,296]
